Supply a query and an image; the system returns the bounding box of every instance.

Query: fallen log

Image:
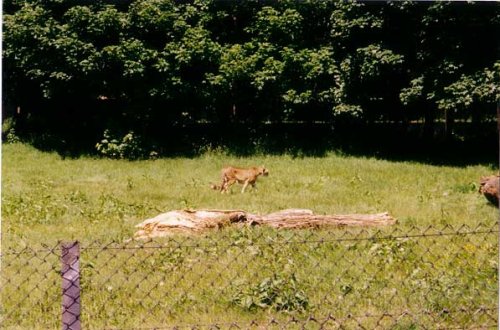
[248,209,397,229]
[134,209,397,239]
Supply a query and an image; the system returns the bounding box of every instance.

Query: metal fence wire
[1,223,498,329]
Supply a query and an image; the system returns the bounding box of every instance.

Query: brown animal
[211,166,269,193]
[479,175,500,207]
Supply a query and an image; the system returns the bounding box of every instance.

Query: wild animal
[211,166,269,193]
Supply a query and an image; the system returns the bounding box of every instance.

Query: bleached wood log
[134,209,397,239]
[249,210,397,229]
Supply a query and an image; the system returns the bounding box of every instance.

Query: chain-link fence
[1,223,498,329]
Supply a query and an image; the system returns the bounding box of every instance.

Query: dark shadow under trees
[6,114,497,168]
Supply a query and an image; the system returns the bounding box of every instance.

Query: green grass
[1,143,498,329]
[2,143,496,242]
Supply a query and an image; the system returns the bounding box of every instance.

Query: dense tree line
[3,0,499,155]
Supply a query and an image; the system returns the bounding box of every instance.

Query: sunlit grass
[1,143,498,329]
[2,143,496,243]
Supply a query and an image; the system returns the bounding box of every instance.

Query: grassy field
[1,143,498,329]
[2,143,497,242]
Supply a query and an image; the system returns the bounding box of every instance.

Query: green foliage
[231,273,309,312]
[437,62,500,111]
[398,2,499,124]
[101,38,156,79]
[3,0,499,148]
[330,1,383,44]
[2,117,21,143]
[246,6,303,44]
[332,103,363,119]
[128,0,178,38]
[400,76,424,106]
[95,130,145,160]
[281,46,341,111]
[356,44,404,80]
[4,129,21,144]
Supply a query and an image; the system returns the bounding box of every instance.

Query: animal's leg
[241,179,250,193]
[225,179,236,193]
[220,177,227,193]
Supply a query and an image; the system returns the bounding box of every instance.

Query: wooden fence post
[61,242,81,330]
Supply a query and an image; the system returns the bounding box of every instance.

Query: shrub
[231,273,309,312]
[95,130,145,160]
[2,117,20,143]
[4,128,21,144]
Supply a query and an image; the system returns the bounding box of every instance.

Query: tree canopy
[3,0,499,155]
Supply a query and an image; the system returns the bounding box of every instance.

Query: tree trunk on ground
[134,209,397,239]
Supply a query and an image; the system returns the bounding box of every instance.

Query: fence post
[61,241,81,330]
